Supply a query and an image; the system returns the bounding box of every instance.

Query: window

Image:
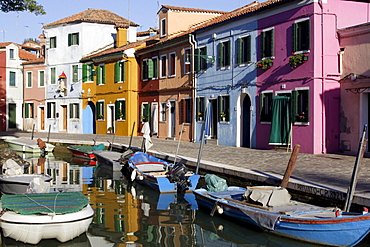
[115,100,126,120]
[9,49,14,59]
[68,32,79,46]
[293,19,310,53]
[82,64,94,82]
[160,18,166,37]
[26,72,32,88]
[96,101,104,120]
[196,96,205,121]
[24,103,34,118]
[160,102,166,122]
[96,65,105,85]
[237,35,251,65]
[292,89,310,123]
[195,47,207,71]
[115,61,126,83]
[169,52,176,77]
[39,71,45,87]
[141,103,150,122]
[152,57,158,79]
[184,48,191,74]
[142,59,154,80]
[72,65,78,83]
[50,67,56,84]
[9,71,16,86]
[47,102,56,118]
[261,28,274,58]
[50,37,57,48]
[69,103,79,119]
[259,91,273,122]
[218,95,230,122]
[218,40,230,68]
[160,55,167,78]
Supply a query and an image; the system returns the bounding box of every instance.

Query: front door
[170,101,176,137]
[8,103,16,129]
[242,95,251,147]
[62,105,67,131]
[210,99,218,139]
[40,107,45,130]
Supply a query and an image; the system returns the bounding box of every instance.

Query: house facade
[254,0,369,154]
[42,9,138,134]
[193,3,259,147]
[338,22,370,154]
[81,26,145,136]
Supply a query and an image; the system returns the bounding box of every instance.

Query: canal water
[2,146,370,247]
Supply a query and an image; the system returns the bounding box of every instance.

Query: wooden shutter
[261,32,265,59]
[148,59,154,78]
[47,103,51,118]
[305,90,310,122]
[179,99,185,124]
[25,103,29,118]
[237,38,243,64]
[123,62,126,82]
[194,49,200,71]
[114,62,120,82]
[218,43,224,67]
[68,34,72,46]
[245,36,251,62]
[82,64,87,82]
[122,100,126,120]
[102,65,106,84]
[259,93,265,121]
[291,90,298,121]
[96,102,101,119]
[96,66,100,85]
[115,101,120,120]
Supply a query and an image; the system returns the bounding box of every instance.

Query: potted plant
[107,127,113,133]
[220,112,226,121]
[295,112,307,122]
[255,58,273,69]
[98,114,104,120]
[197,112,203,121]
[289,53,308,69]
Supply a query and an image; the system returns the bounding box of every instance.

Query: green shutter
[305,90,310,122]
[218,96,222,121]
[69,103,73,118]
[68,34,72,46]
[115,101,120,120]
[306,20,310,50]
[96,103,101,119]
[246,36,251,62]
[261,31,266,58]
[259,93,265,121]
[47,103,51,118]
[293,22,298,53]
[82,64,87,82]
[148,59,154,78]
[218,43,224,67]
[122,62,126,82]
[122,101,126,120]
[25,103,29,118]
[237,38,243,64]
[96,66,100,85]
[270,30,274,57]
[114,62,120,82]
[291,90,298,121]
[76,33,79,45]
[76,104,80,119]
[102,65,106,84]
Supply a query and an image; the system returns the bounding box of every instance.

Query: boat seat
[136,163,166,172]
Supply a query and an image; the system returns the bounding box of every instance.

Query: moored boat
[122,151,200,193]
[0,192,94,244]
[67,144,105,160]
[194,184,370,247]
[5,138,55,154]
[0,173,52,195]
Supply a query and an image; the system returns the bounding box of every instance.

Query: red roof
[43,9,139,29]
[159,5,227,15]
[18,49,37,60]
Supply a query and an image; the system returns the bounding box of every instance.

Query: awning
[269,96,291,146]
[345,82,370,94]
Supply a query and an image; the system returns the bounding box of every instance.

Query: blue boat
[194,185,370,247]
[122,152,200,193]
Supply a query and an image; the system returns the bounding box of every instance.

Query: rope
[23,191,61,214]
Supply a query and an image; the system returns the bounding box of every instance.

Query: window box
[289,53,308,69]
[256,58,273,69]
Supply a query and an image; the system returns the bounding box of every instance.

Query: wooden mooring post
[280,144,301,188]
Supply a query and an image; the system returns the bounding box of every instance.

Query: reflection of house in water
[86,179,139,244]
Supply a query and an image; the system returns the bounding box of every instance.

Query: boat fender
[217,205,223,214]
[137,175,144,181]
[335,209,342,217]
[131,170,136,182]
[363,207,369,215]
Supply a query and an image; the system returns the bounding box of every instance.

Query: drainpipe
[319,0,326,154]
[189,34,196,142]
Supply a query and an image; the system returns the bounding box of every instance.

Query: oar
[280,144,300,188]
[344,124,367,212]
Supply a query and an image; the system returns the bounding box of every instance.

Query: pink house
[255,0,370,154]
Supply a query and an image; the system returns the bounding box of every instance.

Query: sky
[0,0,253,44]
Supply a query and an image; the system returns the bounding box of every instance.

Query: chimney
[116,27,128,47]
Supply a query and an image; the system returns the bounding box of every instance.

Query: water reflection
[3,150,370,246]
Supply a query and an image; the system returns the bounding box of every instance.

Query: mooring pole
[47,125,51,142]
[280,144,301,188]
[31,124,35,140]
[128,121,136,149]
[344,124,368,212]
[196,130,206,174]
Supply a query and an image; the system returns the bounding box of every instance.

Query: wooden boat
[5,138,55,154]
[194,185,370,246]
[0,173,52,195]
[93,150,125,172]
[70,156,97,166]
[0,192,94,244]
[122,151,200,193]
[67,144,105,160]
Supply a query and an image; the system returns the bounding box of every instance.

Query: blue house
[193,3,259,148]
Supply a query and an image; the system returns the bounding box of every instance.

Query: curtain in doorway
[269,95,291,145]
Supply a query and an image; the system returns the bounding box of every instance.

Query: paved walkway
[1,131,370,208]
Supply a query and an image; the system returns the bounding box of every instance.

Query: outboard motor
[167,163,191,192]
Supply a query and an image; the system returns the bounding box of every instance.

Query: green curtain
[269,95,291,145]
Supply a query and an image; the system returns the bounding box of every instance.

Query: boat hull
[0,174,53,195]
[194,187,370,246]
[0,204,94,244]
[93,150,123,171]
[5,138,55,153]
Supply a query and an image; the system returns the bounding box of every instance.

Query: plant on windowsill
[98,114,104,120]
[289,53,308,69]
[295,112,307,122]
[107,127,113,133]
[255,58,273,69]
[220,112,226,121]
[197,112,203,121]
[118,108,123,119]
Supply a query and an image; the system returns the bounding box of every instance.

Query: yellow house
[81,26,147,136]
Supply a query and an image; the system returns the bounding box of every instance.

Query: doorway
[170,101,176,138]
[8,103,16,129]
[107,104,114,133]
[242,95,251,147]
[40,107,45,130]
[61,105,67,131]
[209,99,218,139]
